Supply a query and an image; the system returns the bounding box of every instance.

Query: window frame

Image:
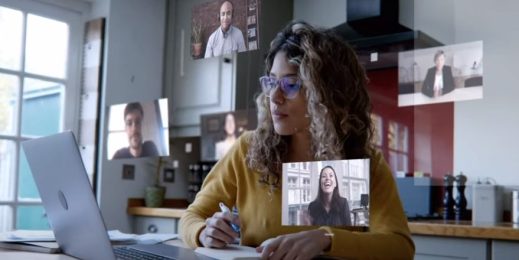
[0,0,84,231]
[371,112,410,174]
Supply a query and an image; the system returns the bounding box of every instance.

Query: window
[371,114,383,146]
[342,160,369,208]
[342,180,350,197]
[349,163,359,178]
[158,99,169,149]
[388,120,409,173]
[301,162,309,171]
[0,0,82,232]
[287,176,297,188]
[286,162,312,207]
[371,112,410,174]
[301,177,310,203]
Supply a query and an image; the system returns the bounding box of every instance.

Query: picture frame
[163,168,175,183]
[122,164,135,180]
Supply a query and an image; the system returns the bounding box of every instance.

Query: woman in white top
[215,113,237,160]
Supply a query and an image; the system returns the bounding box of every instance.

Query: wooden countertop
[409,220,519,241]
[126,199,519,241]
[127,198,188,218]
[127,207,186,218]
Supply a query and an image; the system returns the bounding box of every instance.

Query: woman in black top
[421,50,455,98]
[308,166,351,226]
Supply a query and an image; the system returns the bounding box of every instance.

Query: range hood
[334,17,415,48]
[332,0,441,69]
[333,0,413,47]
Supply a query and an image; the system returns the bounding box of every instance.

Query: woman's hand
[198,212,240,248]
[256,229,331,260]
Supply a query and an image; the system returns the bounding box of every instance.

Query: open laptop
[22,131,213,260]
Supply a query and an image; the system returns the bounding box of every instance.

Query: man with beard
[112,102,159,159]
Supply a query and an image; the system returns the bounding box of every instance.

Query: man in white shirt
[205,1,247,58]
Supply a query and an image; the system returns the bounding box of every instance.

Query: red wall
[366,68,454,185]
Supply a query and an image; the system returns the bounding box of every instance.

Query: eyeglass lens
[260,76,301,99]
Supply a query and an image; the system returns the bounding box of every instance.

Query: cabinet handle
[148,224,158,233]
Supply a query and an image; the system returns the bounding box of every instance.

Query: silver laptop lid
[22,131,115,260]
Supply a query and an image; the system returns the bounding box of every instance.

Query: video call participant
[215,113,238,160]
[306,166,351,226]
[112,102,159,159]
[180,21,414,259]
[204,1,247,58]
[421,50,455,98]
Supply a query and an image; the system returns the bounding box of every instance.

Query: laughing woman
[307,166,351,226]
[180,20,414,259]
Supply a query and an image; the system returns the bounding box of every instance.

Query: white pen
[219,202,240,233]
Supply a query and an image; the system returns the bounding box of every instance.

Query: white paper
[108,230,178,244]
[195,245,261,260]
[1,230,177,245]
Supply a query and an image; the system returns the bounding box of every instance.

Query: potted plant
[191,18,203,57]
[145,157,167,207]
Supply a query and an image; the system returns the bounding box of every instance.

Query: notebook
[0,241,60,254]
[22,131,213,260]
[195,245,261,260]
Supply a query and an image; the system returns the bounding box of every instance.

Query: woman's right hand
[198,212,240,248]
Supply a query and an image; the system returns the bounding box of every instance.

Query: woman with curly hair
[180,20,414,259]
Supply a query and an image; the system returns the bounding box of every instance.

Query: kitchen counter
[408,220,519,241]
[127,201,519,241]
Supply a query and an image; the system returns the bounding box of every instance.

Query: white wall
[93,0,290,231]
[89,0,108,19]
[294,0,519,205]
[412,0,455,44]
[293,0,346,28]
[88,0,519,230]
[398,0,413,29]
[165,0,236,137]
[93,0,168,232]
[451,0,519,174]
[412,0,519,184]
[411,0,519,208]
[452,0,519,198]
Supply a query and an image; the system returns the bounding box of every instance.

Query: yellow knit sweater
[179,132,414,259]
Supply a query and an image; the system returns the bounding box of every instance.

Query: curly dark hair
[246,20,373,191]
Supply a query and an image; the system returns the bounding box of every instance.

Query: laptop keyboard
[114,246,171,260]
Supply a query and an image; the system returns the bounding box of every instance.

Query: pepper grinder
[443,174,455,220]
[455,173,468,221]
